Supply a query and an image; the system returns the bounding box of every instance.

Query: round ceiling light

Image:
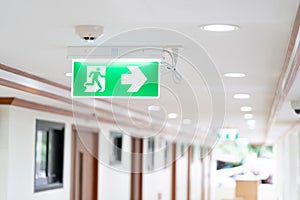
[200,24,239,32]
[247,119,256,126]
[234,94,250,99]
[244,114,253,119]
[148,105,161,111]
[168,113,178,119]
[224,73,246,78]
[240,106,252,112]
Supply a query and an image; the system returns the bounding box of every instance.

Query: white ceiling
[0,0,299,144]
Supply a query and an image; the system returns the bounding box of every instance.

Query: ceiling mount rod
[67,45,182,59]
[265,3,300,143]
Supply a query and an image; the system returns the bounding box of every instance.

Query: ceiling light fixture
[168,113,178,119]
[248,119,256,130]
[240,106,252,112]
[247,119,256,126]
[224,73,246,78]
[148,105,161,111]
[200,24,240,32]
[234,93,250,99]
[244,114,253,119]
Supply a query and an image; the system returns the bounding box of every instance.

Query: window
[159,138,169,168]
[191,145,194,163]
[181,143,186,156]
[147,138,155,170]
[34,120,65,192]
[109,131,123,165]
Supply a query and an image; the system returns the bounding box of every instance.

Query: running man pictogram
[84,66,106,92]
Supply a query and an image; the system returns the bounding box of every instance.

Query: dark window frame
[147,138,155,170]
[109,131,123,165]
[34,120,65,192]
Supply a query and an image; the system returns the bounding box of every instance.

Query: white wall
[0,104,212,200]
[98,128,131,200]
[176,144,188,200]
[0,106,10,200]
[190,146,201,200]
[274,130,299,200]
[142,139,172,200]
[6,106,74,200]
[1,105,132,200]
[143,168,171,200]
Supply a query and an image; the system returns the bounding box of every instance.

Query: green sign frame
[72,60,159,98]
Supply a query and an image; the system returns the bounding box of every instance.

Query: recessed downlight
[65,72,72,77]
[224,73,246,78]
[247,119,256,126]
[240,106,252,112]
[234,94,250,99]
[148,105,161,111]
[244,114,253,119]
[168,113,178,119]
[200,24,240,32]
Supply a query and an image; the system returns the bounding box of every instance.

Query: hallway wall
[190,146,202,200]
[0,104,209,200]
[176,144,188,200]
[0,106,10,200]
[274,130,300,200]
[0,105,132,200]
[4,106,73,200]
[98,128,131,200]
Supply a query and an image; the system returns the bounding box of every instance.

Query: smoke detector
[75,25,104,43]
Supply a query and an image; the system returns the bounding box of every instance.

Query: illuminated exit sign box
[72,59,159,98]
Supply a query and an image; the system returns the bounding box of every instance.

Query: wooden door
[71,126,99,200]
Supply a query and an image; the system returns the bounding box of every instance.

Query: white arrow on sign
[121,66,147,92]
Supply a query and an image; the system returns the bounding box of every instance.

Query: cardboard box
[235,179,259,200]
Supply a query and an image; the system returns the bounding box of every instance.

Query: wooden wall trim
[0,97,135,127]
[0,78,156,129]
[0,63,168,135]
[0,63,150,118]
[0,63,70,90]
[0,78,110,114]
[266,3,300,140]
[0,97,93,119]
[0,97,15,105]
[0,78,73,104]
[130,137,143,200]
[171,143,177,200]
[71,124,100,134]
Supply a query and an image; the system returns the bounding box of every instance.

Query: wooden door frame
[171,143,177,200]
[70,125,100,200]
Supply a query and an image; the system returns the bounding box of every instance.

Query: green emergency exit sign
[72,60,159,97]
